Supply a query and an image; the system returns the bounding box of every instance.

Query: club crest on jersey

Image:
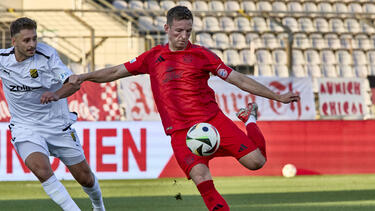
[217,68,228,78]
[29,69,38,78]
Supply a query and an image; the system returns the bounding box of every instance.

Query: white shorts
[10,124,85,166]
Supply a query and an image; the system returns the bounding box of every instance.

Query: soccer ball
[282,164,297,178]
[186,123,220,156]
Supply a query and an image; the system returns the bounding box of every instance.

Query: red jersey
[124,42,233,135]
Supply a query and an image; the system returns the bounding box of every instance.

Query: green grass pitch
[1,174,375,210]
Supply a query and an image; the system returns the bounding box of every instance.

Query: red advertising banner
[0,81,121,122]
[1,120,375,181]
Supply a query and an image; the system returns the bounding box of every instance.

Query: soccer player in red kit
[73,6,300,211]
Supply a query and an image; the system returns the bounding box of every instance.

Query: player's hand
[40,91,59,104]
[278,92,300,104]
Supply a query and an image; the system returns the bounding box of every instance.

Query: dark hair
[166,6,193,26]
[10,17,37,37]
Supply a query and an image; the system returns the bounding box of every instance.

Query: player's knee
[78,172,94,187]
[239,153,266,171]
[250,158,266,170]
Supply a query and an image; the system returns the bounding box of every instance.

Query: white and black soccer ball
[186,123,220,156]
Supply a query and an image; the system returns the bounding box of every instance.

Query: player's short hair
[10,17,37,37]
[166,6,193,26]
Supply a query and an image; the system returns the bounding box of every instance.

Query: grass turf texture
[1,174,375,210]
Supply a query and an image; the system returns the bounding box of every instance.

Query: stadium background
[0,0,374,182]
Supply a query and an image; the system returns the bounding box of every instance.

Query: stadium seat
[212,33,230,49]
[361,23,375,34]
[345,18,361,34]
[225,1,240,11]
[112,0,127,9]
[230,33,247,49]
[333,3,348,13]
[367,50,375,65]
[246,33,262,49]
[318,2,333,13]
[192,1,208,11]
[322,65,338,77]
[336,50,352,65]
[209,1,225,11]
[274,65,289,77]
[144,0,160,10]
[273,49,287,65]
[339,34,354,49]
[287,2,302,12]
[155,16,166,31]
[356,34,371,51]
[329,18,346,33]
[325,34,341,50]
[177,1,192,10]
[219,17,235,32]
[252,17,269,32]
[193,16,203,31]
[338,65,355,77]
[235,17,252,32]
[310,33,326,49]
[242,1,256,12]
[239,49,255,65]
[223,49,241,66]
[303,2,317,13]
[262,33,279,49]
[160,0,176,11]
[257,64,274,76]
[138,17,156,31]
[256,49,273,64]
[203,16,220,32]
[314,18,330,33]
[268,19,284,32]
[282,17,299,33]
[292,50,305,65]
[305,49,321,65]
[348,3,363,13]
[196,33,214,48]
[272,2,287,12]
[363,3,375,13]
[277,33,289,48]
[321,50,337,65]
[294,33,310,49]
[292,65,307,77]
[353,50,368,65]
[298,18,315,33]
[257,1,272,11]
[129,0,143,9]
[354,65,369,78]
[368,65,375,75]
[306,64,322,78]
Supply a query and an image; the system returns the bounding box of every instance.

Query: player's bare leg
[236,102,267,170]
[68,160,105,211]
[190,164,229,211]
[24,152,80,211]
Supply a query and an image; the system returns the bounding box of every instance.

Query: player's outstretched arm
[78,64,131,83]
[225,71,300,104]
[40,76,81,104]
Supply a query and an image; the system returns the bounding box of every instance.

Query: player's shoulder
[0,47,15,57]
[35,42,57,60]
[190,44,220,60]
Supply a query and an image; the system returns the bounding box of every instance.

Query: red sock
[197,180,229,211]
[246,123,267,159]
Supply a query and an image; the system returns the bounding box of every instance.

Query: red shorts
[171,111,258,178]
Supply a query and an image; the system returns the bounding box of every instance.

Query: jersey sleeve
[48,49,73,83]
[124,50,151,75]
[201,47,233,80]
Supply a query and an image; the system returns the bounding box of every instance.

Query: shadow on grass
[1,189,375,211]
